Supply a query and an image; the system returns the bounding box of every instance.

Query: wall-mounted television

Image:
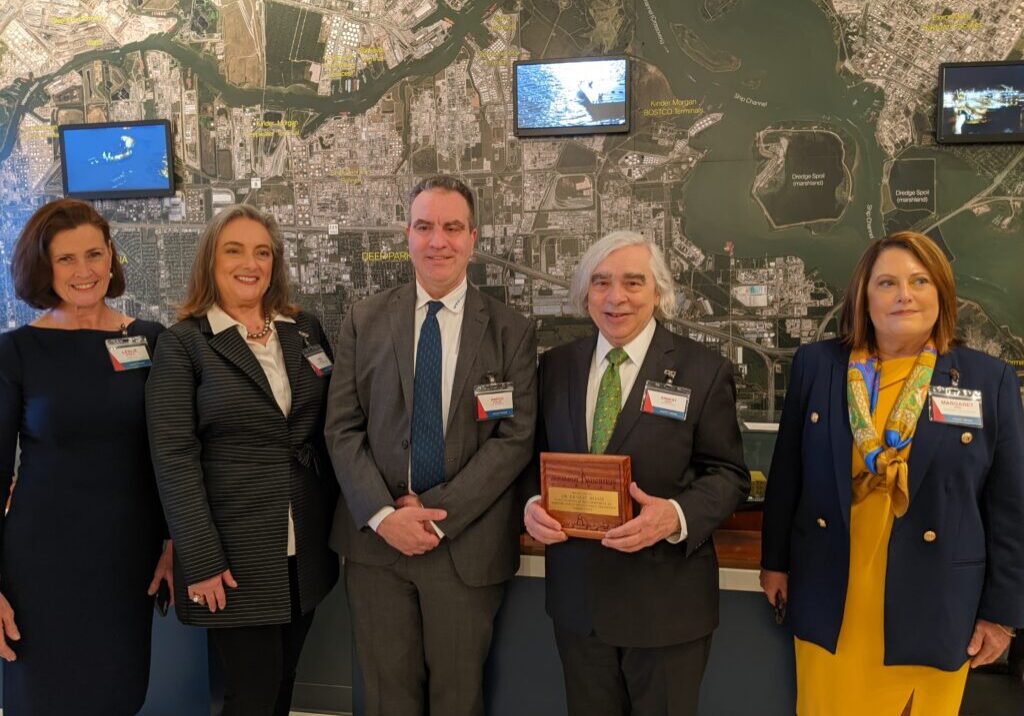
[513,56,629,138]
[937,61,1024,144]
[59,119,175,200]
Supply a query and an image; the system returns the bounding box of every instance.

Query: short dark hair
[408,175,476,229]
[11,199,125,309]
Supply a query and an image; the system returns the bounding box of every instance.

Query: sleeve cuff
[367,506,395,532]
[666,499,688,544]
[524,494,542,522]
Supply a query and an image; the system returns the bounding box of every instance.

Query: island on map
[752,128,852,230]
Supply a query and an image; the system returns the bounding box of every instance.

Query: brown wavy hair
[11,199,126,309]
[839,231,958,354]
[177,204,298,321]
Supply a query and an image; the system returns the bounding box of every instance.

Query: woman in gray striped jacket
[146,205,338,716]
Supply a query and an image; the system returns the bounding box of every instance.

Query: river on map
[632,0,1024,335]
[633,1,884,290]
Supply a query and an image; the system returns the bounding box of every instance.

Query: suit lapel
[276,320,305,419]
[206,318,276,405]
[905,350,955,507]
[604,322,674,456]
[388,283,417,423]
[569,334,598,454]
[448,287,489,432]
[829,353,854,530]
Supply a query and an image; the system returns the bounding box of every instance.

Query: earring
[109,271,113,278]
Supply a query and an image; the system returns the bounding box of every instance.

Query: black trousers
[207,558,316,716]
[554,625,713,716]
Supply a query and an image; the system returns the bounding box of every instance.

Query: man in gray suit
[325,175,537,716]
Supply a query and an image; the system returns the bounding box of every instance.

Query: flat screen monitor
[513,56,630,137]
[59,120,175,199]
[937,61,1024,144]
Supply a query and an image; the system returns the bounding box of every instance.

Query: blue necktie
[411,301,446,493]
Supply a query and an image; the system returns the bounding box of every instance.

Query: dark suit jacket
[146,312,339,627]
[325,283,537,587]
[762,339,1024,670]
[530,322,750,648]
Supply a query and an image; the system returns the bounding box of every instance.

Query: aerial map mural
[1,0,1023,421]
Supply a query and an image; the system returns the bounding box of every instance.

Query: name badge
[929,385,983,428]
[303,345,333,376]
[475,381,514,421]
[641,380,691,421]
[105,336,152,371]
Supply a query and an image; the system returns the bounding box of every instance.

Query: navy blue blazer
[762,339,1024,671]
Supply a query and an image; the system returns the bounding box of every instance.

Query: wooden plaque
[540,452,633,539]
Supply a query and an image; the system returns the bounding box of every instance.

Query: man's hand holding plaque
[539,452,633,539]
[601,482,683,552]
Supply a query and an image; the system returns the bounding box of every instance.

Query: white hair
[568,230,677,319]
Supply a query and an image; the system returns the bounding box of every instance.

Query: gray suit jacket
[325,282,537,586]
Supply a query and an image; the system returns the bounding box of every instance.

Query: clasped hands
[378,495,447,556]
[525,482,680,552]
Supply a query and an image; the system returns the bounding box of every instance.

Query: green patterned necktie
[591,347,629,454]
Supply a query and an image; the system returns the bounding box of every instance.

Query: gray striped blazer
[146,312,339,626]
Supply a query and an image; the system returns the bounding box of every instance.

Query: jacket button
[816,517,827,528]
[923,530,937,543]
[397,481,406,490]
[810,411,820,424]
[961,432,973,445]
[401,439,409,449]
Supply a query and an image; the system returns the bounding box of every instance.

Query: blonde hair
[177,204,298,321]
[839,231,958,354]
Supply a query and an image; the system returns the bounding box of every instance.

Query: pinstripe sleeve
[146,329,229,584]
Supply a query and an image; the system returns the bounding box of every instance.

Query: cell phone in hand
[155,581,171,617]
[773,593,787,625]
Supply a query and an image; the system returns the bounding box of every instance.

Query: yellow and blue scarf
[847,344,936,517]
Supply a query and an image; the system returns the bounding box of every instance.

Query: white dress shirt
[367,278,469,533]
[528,318,687,543]
[207,304,298,555]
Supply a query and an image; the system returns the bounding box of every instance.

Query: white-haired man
[524,231,750,715]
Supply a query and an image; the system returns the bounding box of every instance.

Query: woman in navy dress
[0,199,173,715]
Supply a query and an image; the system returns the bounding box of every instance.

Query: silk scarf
[846,343,937,517]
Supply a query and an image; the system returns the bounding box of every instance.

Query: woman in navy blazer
[761,231,1024,715]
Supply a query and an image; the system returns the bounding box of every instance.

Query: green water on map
[632,0,1024,334]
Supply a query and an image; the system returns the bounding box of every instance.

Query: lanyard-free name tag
[642,380,691,421]
[929,385,983,428]
[105,336,152,371]
[475,382,514,421]
[303,345,333,376]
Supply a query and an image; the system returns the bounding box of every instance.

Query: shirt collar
[207,304,295,336]
[595,317,657,369]
[415,277,468,315]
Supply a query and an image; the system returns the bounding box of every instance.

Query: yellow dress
[794,356,970,716]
